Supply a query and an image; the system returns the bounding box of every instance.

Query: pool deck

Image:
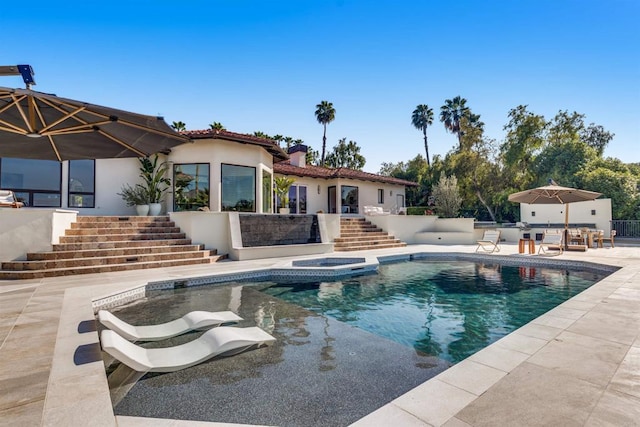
[1,243,639,427]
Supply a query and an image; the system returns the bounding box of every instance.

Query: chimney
[288,144,308,168]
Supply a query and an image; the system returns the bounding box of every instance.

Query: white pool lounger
[100,326,276,372]
[98,310,243,341]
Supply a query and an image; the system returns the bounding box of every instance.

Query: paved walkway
[1,243,638,426]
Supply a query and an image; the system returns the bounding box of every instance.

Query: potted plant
[139,155,171,216]
[118,184,150,216]
[274,176,295,214]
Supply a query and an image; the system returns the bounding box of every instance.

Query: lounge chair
[97,310,243,342]
[476,230,501,253]
[0,190,24,208]
[100,326,276,372]
[538,231,564,255]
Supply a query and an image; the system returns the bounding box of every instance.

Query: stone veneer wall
[239,214,321,247]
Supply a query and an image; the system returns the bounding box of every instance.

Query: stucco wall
[0,209,77,261]
[520,199,612,234]
[170,211,232,254]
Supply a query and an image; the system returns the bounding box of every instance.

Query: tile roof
[181,129,288,161]
[273,161,418,186]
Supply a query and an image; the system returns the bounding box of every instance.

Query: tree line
[171,97,639,221]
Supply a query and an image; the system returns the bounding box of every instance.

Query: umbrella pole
[564,203,569,250]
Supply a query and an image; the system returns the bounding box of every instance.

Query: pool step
[0,215,226,279]
[335,217,407,251]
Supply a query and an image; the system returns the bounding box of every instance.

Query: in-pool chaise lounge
[100,326,276,372]
[98,310,243,341]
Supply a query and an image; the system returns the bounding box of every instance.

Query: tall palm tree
[171,121,186,132]
[411,104,434,167]
[440,96,470,149]
[315,101,336,166]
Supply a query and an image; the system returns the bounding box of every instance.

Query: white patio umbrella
[508,181,602,248]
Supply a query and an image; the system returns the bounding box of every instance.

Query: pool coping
[36,246,640,426]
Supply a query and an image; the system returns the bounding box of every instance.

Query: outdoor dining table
[580,229,600,248]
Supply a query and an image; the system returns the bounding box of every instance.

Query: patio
[1,242,639,426]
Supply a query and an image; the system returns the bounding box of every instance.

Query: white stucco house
[0,129,415,216]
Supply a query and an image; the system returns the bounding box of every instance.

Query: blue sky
[3,0,639,172]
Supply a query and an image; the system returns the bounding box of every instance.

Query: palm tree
[171,121,186,132]
[209,122,225,131]
[411,104,434,167]
[315,101,336,166]
[440,96,470,149]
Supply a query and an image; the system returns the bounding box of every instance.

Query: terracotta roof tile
[181,129,288,161]
[273,162,418,186]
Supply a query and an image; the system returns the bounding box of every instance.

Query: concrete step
[75,215,170,223]
[28,244,207,260]
[334,242,407,251]
[65,226,182,236]
[3,250,214,271]
[70,220,175,229]
[0,255,227,280]
[59,233,187,243]
[338,231,388,238]
[53,238,193,251]
[334,235,397,243]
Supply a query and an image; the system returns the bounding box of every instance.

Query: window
[68,160,95,208]
[262,170,272,213]
[378,189,384,204]
[0,158,61,207]
[341,185,358,214]
[173,163,210,211]
[288,185,307,214]
[221,164,255,212]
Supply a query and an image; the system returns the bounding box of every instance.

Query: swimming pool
[259,260,606,363]
[111,259,609,426]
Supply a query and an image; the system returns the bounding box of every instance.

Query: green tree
[379,154,431,206]
[171,121,186,132]
[209,122,225,131]
[411,104,434,167]
[440,96,470,149]
[533,140,599,188]
[500,105,548,189]
[315,100,336,166]
[324,138,366,170]
[432,175,462,218]
[580,123,614,156]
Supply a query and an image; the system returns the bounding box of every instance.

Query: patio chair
[538,231,564,255]
[0,190,24,208]
[97,310,243,342]
[567,229,584,245]
[476,230,501,253]
[601,230,616,248]
[100,326,276,372]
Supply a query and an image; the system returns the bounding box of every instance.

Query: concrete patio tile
[585,389,640,426]
[116,415,268,426]
[591,297,640,319]
[514,322,563,341]
[442,417,473,427]
[530,314,576,330]
[609,345,640,399]
[0,398,44,427]
[0,369,49,412]
[468,343,530,372]
[495,332,548,355]
[544,306,588,321]
[350,403,431,427]
[455,363,602,427]
[608,287,640,302]
[559,299,597,311]
[392,379,477,427]
[527,331,628,387]
[42,370,114,427]
[567,310,640,345]
[436,360,507,396]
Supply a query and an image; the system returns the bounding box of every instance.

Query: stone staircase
[0,216,225,279]
[334,217,406,251]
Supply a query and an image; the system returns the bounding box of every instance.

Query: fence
[611,220,640,237]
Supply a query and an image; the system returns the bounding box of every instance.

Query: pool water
[259,260,607,363]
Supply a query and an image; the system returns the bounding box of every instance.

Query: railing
[611,220,640,237]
